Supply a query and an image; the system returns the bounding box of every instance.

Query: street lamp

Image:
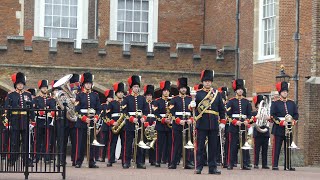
[276,65,291,82]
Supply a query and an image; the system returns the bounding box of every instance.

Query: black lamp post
[276,65,291,83]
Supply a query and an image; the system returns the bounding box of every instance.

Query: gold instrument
[190,89,197,173]
[111,113,126,134]
[219,124,225,167]
[145,124,157,149]
[165,100,172,128]
[255,96,270,133]
[239,121,253,170]
[284,114,299,170]
[53,74,77,122]
[184,123,194,149]
[136,110,150,150]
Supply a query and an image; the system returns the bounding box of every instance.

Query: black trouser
[272,134,293,169]
[223,130,229,165]
[156,131,172,165]
[123,130,145,165]
[254,136,269,166]
[75,128,95,166]
[196,129,218,170]
[34,127,52,161]
[108,130,124,164]
[9,129,31,163]
[1,129,9,159]
[100,130,109,160]
[171,129,193,167]
[228,131,250,167]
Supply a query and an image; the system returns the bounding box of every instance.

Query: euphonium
[145,124,157,148]
[111,113,126,134]
[53,74,77,122]
[255,96,270,133]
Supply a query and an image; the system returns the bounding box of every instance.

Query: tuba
[255,96,270,133]
[53,74,77,122]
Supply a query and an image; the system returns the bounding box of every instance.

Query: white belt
[80,109,88,113]
[278,117,285,121]
[37,116,46,119]
[147,114,155,118]
[232,114,247,119]
[160,114,166,118]
[111,113,121,117]
[128,112,143,116]
[175,112,191,116]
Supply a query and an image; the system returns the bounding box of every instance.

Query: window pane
[61,29,68,38]
[61,17,69,27]
[126,10,133,21]
[44,28,51,37]
[126,0,133,10]
[70,29,77,39]
[62,6,69,16]
[70,17,77,28]
[141,23,148,32]
[51,38,58,47]
[125,33,132,43]
[45,4,52,15]
[52,29,60,38]
[133,34,140,42]
[134,22,140,32]
[117,33,124,41]
[125,22,133,32]
[54,0,61,4]
[118,0,125,9]
[142,2,148,10]
[62,0,69,5]
[117,21,125,31]
[141,34,147,42]
[70,0,77,5]
[45,16,52,26]
[118,10,125,20]
[134,1,141,10]
[70,6,77,16]
[142,12,148,22]
[53,5,61,16]
[45,0,53,3]
[53,16,61,26]
[134,11,140,21]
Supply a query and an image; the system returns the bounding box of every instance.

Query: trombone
[238,121,253,170]
[284,114,299,170]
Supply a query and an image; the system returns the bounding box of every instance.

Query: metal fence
[0,106,67,179]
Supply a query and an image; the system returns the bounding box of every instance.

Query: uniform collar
[162,95,169,101]
[179,93,186,98]
[202,87,212,92]
[236,95,243,99]
[16,89,24,94]
[279,97,287,102]
[83,89,92,94]
[115,96,123,102]
[39,93,48,98]
[131,92,139,97]
[146,99,152,103]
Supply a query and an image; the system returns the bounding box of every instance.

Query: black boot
[209,167,221,175]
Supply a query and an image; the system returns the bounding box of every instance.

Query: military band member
[189,70,226,175]
[226,79,252,170]
[106,82,126,167]
[34,80,56,163]
[143,85,156,166]
[75,72,101,168]
[251,95,270,169]
[99,89,114,162]
[217,86,229,168]
[154,81,173,167]
[4,72,34,166]
[168,77,194,169]
[123,75,148,169]
[270,81,298,171]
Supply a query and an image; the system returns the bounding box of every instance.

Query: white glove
[219,123,225,130]
[190,101,196,108]
[248,126,253,135]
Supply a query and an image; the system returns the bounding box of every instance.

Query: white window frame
[258,0,276,60]
[34,0,88,48]
[110,0,158,52]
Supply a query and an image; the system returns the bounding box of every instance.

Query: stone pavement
[1,160,319,180]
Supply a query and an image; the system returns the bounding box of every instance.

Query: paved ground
[1,160,319,180]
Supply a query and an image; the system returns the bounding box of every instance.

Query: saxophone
[111,113,126,134]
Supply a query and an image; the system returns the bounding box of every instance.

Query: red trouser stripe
[272,136,275,167]
[171,131,174,162]
[228,132,231,165]
[108,131,112,160]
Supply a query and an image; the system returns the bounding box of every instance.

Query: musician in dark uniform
[226,79,252,170]
[74,72,101,168]
[189,70,226,175]
[154,81,173,168]
[168,77,194,169]
[34,80,56,163]
[251,95,270,169]
[217,86,229,168]
[123,75,148,169]
[106,82,126,167]
[270,81,298,171]
[99,89,114,162]
[143,85,156,166]
[4,72,34,166]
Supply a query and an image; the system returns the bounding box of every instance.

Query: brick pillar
[24,0,34,46]
[304,77,320,165]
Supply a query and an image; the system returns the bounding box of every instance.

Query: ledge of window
[0,45,8,51]
[254,56,281,64]
[24,46,33,52]
[32,36,49,42]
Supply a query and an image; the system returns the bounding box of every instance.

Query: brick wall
[0,0,21,44]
